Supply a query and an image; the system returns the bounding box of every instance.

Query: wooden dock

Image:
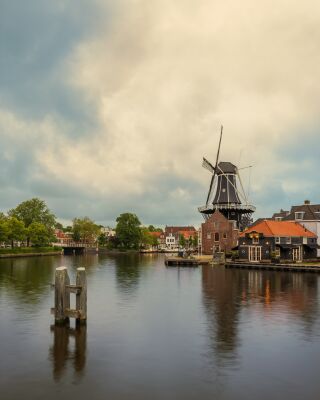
[165,257,199,266]
[226,262,320,273]
[165,256,212,266]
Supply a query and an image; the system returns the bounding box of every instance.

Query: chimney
[304,200,311,205]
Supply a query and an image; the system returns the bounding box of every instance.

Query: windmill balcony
[198,203,256,214]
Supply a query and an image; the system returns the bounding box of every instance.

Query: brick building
[201,210,239,255]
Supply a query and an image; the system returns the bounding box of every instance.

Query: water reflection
[49,324,87,382]
[202,266,241,366]
[113,254,142,294]
[0,256,57,304]
[202,266,319,366]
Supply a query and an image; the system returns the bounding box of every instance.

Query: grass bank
[0,247,62,259]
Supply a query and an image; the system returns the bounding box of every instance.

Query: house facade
[239,220,317,262]
[280,200,320,257]
[201,210,239,255]
[164,226,197,250]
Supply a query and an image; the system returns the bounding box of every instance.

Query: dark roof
[272,210,290,219]
[250,218,272,227]
[283,204,320,221]
[216,162,237,175]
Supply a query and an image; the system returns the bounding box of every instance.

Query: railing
[198,203,256,213]
[52,242,97,248]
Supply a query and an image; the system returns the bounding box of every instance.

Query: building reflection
[202,266,319,364]
[49,324,87,381]
[202,266,242,365]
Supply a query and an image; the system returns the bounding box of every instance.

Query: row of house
[200,200,320,262]
[149,226,198,251]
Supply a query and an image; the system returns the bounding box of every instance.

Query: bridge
[53,242,98,255]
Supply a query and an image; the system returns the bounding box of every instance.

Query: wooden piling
[54,267,70,325]
[52,266,87,325]
[76,267,87,325]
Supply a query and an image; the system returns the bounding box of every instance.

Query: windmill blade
[206,125,223,206]
[238,165,253,171]
[202,157,215,173]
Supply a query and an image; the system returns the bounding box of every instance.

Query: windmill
[198,126,255,230]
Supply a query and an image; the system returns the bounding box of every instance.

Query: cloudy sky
[1,0,320,227]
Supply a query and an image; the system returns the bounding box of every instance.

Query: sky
[1,0,320,228]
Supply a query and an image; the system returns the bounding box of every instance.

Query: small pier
[226,262,320,273]
[165,257,199,266]
[51,266,87,325]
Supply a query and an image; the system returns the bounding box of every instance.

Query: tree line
[0,198,165,250]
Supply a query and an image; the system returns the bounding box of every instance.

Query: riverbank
[0,247,62,259]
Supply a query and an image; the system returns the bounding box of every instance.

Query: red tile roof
[149,231,162,238]
[240,220,316,238]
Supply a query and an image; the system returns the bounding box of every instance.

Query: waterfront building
[239,220,317,262]
[280,200,320,257]
[164,226,197,250]
[201,210,239,255]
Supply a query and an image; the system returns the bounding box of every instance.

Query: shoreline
[0,251,62,259]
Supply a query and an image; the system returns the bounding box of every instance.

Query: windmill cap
[217,162,237,174]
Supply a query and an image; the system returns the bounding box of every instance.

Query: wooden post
[54,267,70,325]
[76,267,87,325]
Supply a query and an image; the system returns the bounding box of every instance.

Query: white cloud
[2,0,320,223]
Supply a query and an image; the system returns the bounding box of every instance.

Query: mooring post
[76,267,87,325]
[54,266,70,325]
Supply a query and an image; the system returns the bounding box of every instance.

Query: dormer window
[275,237,281,244]
[275,217,283,221]
[252,236,259,244]
[286,237,291,244]
[295,212,305,220]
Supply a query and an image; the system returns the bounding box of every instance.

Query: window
[252,236,259,244]
[275,217,283,221]
[275,237,281,244]
[286,237,291,244]
[214,232,220,242]
[295,212,305,220]
[223,233,227,239]
[207,233,211,239]
[213,222,220,229]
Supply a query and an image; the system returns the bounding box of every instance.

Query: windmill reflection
[50,324,87,381]
[202,265,319,367]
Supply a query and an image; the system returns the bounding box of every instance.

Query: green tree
[98,232,108,247]
[7,217,26,248]
[9,198,56,246]
[193,235,198,248]
[0,220,9,243]
[151,235,159,248]
[179,234,186,248]
[140,227,153,248]
[72,217,100,243]
[115,213,141,249]
[28,222,53,247]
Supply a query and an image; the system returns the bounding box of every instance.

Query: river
[1,254,320,399]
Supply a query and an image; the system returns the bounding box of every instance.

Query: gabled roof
[283,204,320,221]
[240,220,316,238]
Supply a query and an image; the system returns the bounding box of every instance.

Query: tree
[28,222,53,247]
[140,227,153,248]
[72,217,100,243]
[98,232,108,247]
[193,235,198,248]
[7,217,26,248]
[0,220,9,243]
[9,198,56,246]
[151,235,159,248]
[115,213,141,249]
[179,234,186,248]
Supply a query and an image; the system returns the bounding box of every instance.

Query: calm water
[1,254,320,400]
